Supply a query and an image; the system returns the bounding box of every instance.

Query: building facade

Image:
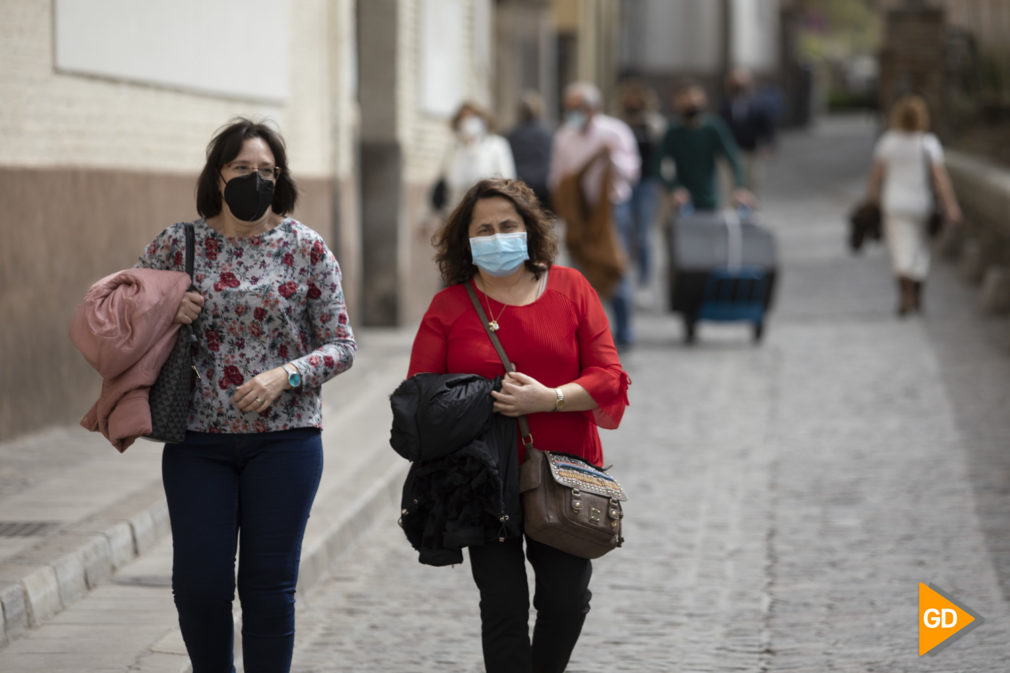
[0,0,499,440]
[618,0,780,113]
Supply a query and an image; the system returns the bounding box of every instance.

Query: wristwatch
[553,387,565,412]
[283,363,302,389]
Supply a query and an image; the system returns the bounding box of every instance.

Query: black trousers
[468,535,593,673]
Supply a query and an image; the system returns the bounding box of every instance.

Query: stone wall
[878,5,948,137]
[944,151,1010,319]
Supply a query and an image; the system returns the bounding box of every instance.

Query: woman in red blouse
[408,178,629,673]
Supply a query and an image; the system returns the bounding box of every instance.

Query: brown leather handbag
[465,283,627,559]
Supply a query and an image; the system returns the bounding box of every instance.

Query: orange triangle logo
[919,583,984,656]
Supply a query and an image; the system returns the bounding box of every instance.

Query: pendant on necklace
[488,320,499,332]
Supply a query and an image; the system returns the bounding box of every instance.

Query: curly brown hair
[432,178,558,285]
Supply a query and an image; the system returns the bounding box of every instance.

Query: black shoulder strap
[183,223,195,289]
[464,281,533,447]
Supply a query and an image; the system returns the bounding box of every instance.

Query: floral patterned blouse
[136,218,356,434]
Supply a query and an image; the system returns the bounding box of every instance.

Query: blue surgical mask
[469,232,530,277]
[565,110,586,130]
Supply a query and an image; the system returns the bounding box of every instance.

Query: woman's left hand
[491,371,555,417]
[232,367,288,414]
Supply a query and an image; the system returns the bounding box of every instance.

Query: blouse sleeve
[568,273,630,429]
[290,239,356,388]
[134,225,182,271]
[407,299,449,377]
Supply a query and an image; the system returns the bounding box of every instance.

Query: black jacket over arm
[390,373,523,566]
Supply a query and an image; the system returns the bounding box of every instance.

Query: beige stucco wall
[0,0,344,176]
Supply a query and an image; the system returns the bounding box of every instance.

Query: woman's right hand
[174,291,205,325]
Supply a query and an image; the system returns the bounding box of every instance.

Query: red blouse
[407,265,630,467]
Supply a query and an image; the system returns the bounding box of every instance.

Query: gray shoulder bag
[146,223,198,444]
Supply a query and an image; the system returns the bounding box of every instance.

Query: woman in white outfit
[865,95,962,315]
[442,101,517,210]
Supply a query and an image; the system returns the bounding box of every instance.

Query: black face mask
[222,172,275,222]
[682,106,702,123]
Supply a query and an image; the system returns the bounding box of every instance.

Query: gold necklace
[483,291,508,332]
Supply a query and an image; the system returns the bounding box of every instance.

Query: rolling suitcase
[666,208,778,343]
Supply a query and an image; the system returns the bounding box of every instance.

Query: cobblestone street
[289,117,1010,672]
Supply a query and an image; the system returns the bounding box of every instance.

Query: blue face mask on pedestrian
[470,232,530,277]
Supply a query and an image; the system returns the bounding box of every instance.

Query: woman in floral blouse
[136,118,356,673]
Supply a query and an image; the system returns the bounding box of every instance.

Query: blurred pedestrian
[654,80,754,211]
[618,79,666,300]
[136,119,356,672]
[507,90,554,209]
[435,100,516,212]
[408,177,630,673]
[549,82,641,349]
[719,67,776,196]
[863,95,962,315]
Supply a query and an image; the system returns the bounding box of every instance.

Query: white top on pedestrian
[873,130,944,218]
[445,133,516,209]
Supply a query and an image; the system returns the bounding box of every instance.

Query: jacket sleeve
[712,117,747,189]
[568,273,630,429]
[70,269,190,379]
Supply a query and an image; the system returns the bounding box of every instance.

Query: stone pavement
[3,115,1010,672]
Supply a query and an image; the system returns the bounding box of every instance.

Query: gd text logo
[918,583,984,656]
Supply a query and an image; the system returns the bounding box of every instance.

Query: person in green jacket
[654,80,755,211]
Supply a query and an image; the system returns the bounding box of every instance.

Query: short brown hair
[890,95,930,132]
[196,118,298,218]
[432,178,558,285]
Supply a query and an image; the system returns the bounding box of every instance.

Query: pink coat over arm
[70,268,192,452]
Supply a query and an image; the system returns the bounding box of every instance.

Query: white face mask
[459,116,486,140]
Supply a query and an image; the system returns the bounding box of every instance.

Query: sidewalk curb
[298,458,408,596]
[0,485,169,643]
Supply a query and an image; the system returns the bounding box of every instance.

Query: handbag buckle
[571,489,583,512]
[590,507,601,523]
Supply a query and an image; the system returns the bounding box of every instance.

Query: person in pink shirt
[548,82,641,349]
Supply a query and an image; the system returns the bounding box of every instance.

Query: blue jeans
[628,178,659,286]
[162,429,324,673]
[611,199,634,346]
